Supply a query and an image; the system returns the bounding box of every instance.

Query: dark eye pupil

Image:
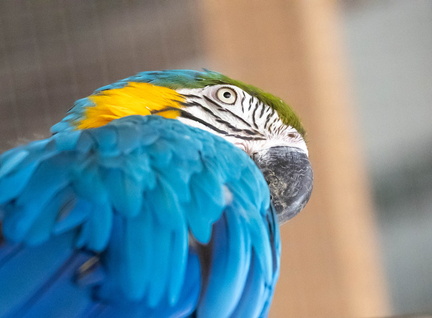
[223,91,231,99]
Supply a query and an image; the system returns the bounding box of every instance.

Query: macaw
[0,70,313,317]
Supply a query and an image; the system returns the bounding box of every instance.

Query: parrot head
[52,70,313,223]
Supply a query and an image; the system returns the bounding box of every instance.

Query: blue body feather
[0,115,280,317]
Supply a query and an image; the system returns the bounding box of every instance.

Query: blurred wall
[343,0,432,314]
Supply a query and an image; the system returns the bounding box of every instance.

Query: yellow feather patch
[76,82,185,129]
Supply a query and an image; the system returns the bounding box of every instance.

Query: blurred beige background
[1,1,431,317]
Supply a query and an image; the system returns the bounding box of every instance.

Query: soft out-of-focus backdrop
[343,1,432,315]
[0,1,430,317]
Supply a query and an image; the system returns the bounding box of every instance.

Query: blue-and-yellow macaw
[0,70,313,317]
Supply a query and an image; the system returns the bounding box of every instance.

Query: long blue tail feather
[0,232,77,317]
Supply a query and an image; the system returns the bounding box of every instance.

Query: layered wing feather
[0,115,280,317]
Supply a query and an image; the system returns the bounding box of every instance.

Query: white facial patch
[176,85,309,157]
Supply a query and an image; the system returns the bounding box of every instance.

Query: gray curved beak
[253,146,313,224]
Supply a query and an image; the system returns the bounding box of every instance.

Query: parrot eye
[216,87,237,105]
[287,132,302,141]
